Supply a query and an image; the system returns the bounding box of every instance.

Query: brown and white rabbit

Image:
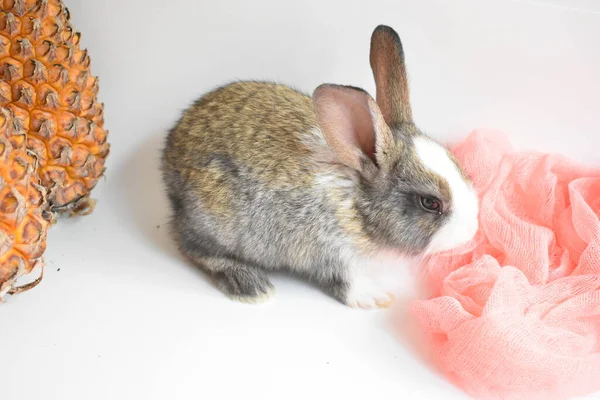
[161,25,479,308]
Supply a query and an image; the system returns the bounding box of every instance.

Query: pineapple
[0,0,110,214]
[0,108,48,299]
[0,0,109,298]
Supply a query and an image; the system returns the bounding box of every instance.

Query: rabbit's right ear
[370,25,413,126]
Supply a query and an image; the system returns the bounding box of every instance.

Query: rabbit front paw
[345,277,394,309]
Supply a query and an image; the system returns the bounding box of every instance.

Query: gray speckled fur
[161,83,451,304]
[161,26,468,305]
[162,148,356,301]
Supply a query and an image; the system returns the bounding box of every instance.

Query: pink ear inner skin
[313,86,378,169]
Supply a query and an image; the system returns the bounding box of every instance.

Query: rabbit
[161,25,479,308]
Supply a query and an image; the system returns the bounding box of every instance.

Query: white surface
[3,0,600,399]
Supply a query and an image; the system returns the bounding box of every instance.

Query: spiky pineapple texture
[0,0,110,298]
[0,108,48,298]
[1,0,110,213]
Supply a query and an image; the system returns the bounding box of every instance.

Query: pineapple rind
[1,0,110,213]
[0,0,109,298]
[0,106,48,299]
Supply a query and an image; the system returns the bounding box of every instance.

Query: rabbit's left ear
[312,84,394,180]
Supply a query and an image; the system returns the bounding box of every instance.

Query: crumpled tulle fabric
[410,129,600,400]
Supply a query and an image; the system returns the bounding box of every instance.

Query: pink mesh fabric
[409,129,600,400]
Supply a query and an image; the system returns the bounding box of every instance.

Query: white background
[2,1,600,399]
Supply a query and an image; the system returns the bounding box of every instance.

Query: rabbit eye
[420,196,442,214]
